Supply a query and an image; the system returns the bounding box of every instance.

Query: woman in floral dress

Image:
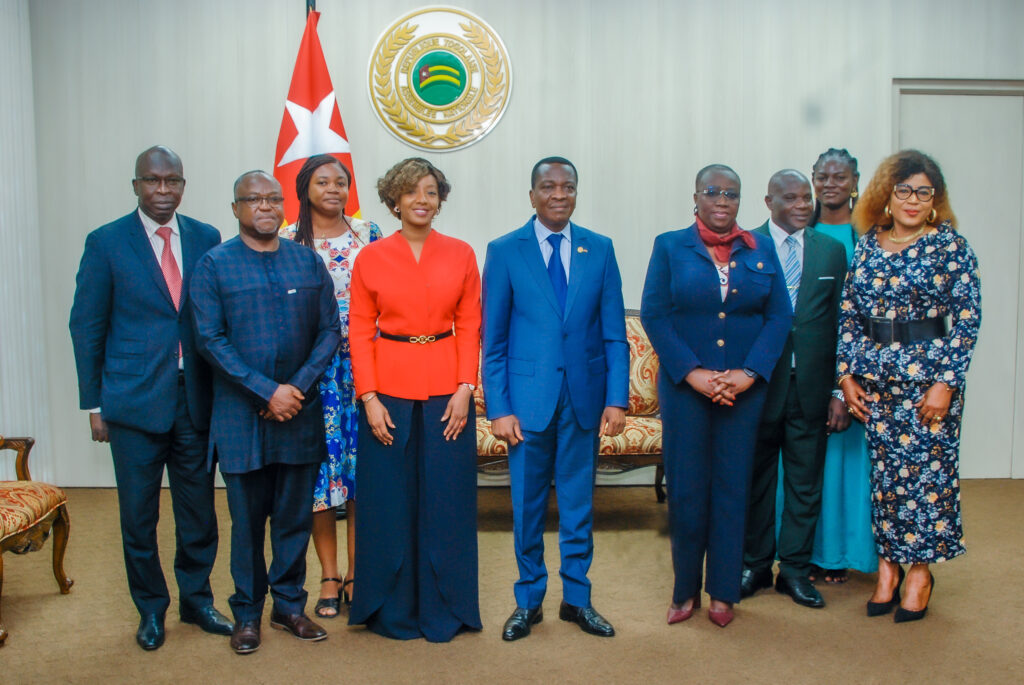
[836,149,981,623]
[281,154,382,618]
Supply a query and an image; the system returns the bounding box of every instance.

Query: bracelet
[460,382,476,391]
[360,392,378,403]
[836,374,853,387]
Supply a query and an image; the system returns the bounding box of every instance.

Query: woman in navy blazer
[641,164,792,627]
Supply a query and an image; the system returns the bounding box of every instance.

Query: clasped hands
[362,385,475,446]
[685,368,755,406]
[260,384,304,422]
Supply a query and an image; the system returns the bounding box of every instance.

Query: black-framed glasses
[893,183,935,201]
[135,175,185,190]
[234,194,285,208]
[700,186,740,201]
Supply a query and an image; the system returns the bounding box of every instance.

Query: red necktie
[156,226,183,358]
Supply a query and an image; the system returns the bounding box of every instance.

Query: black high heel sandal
[894,572,934,623]
[867,564,905,617]
[315,577,343,618]
[342,579,354,606]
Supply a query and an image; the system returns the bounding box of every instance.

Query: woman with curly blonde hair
[836,149,981,623]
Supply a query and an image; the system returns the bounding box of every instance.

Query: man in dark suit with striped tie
[740,170,849,608]
[70,146,232,650]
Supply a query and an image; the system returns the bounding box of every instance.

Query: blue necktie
[546,233,567,312]
[783,234,802,310]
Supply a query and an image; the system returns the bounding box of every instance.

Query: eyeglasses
[893,183,935,202]
[235,194,285,208]
[700,186,740,201]
[136,176,185,190]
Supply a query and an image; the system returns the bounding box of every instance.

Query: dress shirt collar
[138,208,180,237]
[533,217,572,246]
[768,219,803,250]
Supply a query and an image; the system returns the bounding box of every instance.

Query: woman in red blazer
[347,158,482,642]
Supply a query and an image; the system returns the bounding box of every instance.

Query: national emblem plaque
[368,7,512,151]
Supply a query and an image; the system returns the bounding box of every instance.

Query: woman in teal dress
[806,148,877,581]
[280,154,382,618]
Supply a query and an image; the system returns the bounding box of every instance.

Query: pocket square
[287,288,297,294]
[817,276,835,280]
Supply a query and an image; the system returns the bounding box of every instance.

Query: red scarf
[695,216,756,262]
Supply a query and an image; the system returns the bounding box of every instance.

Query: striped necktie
[783,234,801,310]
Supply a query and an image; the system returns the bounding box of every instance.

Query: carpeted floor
[2,480,1022,684]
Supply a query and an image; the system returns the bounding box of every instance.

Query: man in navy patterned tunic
[190,171,340,654]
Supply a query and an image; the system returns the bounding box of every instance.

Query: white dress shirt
[768,219,804,368]
[138,209,183,279]
[533,217,572,280]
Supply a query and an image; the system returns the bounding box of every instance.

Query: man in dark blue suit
[191,171,340,654]
[69,146,232,650]
[483,157,629,641]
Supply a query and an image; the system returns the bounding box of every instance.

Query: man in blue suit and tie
[483,157,629,641]
[69,146,232,650]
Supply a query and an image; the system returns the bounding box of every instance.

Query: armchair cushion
[0,481,68,543]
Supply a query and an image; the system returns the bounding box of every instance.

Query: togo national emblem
[369,7,512,151]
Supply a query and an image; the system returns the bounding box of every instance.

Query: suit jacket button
[731,288,738,294]
[757,262,764,269]
[716,339,725,347]
[729,261,736,268]
[718,312,726,319]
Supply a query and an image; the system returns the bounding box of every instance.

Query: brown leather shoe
[269,611,328,641]
[230,619,261,654]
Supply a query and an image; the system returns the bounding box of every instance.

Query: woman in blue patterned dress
[281,154,382,618]
[836,150,981,623]
[805,148,877,583]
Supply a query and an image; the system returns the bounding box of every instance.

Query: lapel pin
[577,246,588,253]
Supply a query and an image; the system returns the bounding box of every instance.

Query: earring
[883,205,892,218]
[850,189,858,198]
[928,208,937,223]
[693,205,698,215]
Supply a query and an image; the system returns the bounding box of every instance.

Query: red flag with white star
[274,10,361,223]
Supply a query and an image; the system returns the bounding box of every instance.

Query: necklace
[887,225,926,244]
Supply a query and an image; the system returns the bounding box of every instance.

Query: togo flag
[274,10,361,223]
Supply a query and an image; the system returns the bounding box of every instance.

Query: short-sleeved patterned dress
[281,218,383,510]
[835,222,981,564]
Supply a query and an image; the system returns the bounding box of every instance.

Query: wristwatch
[460,382,476,391]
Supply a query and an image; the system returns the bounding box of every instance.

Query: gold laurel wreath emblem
[372,20,506,147]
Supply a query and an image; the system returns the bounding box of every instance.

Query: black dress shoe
[558,602,615,637]
[180,604,235,636]
[501,606,543,641]
[776,575,825,608]
[136,613,166,651]
[231,619,261,654]
[739,567,773,599]
[269,611,328,641]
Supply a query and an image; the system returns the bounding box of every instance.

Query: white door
[898,88,1024,478]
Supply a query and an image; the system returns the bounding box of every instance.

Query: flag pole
[306,0,315,16]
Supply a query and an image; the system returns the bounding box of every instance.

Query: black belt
[862,316,947,345]
[378,329,453,345]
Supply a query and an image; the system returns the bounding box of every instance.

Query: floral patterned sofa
[0,436,73,646]
[475,310,665,501]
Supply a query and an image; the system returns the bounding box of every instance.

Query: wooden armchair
[0,436,73,646]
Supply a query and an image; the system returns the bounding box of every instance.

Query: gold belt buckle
[409,335,436,344]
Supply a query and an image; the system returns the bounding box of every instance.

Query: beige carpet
[3,481,1023,684]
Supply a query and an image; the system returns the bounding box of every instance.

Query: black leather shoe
[558,601,615,637]
[501,606,543,641]
[739,567,773,599]
[136,613,166,651]
[776,575,825,608]
[180,604,235,636]
[269,611,328,641]
[231,619,261,654]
